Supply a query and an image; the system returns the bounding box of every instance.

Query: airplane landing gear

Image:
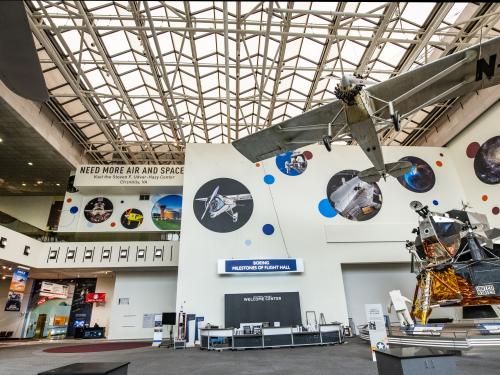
[322,135,333,152]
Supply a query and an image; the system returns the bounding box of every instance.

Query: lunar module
[406,201,500,324]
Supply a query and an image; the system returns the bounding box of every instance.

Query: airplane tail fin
[358,161,413,183]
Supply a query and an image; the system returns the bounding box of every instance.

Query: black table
[375,347,457,375]
[38,362,130,375]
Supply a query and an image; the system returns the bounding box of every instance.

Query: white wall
[108,271,177,340]
[90,275,116,331]
[176,143,466,327]
[0,196,60,230]
[0,278,33,338]
[447,101,500,227]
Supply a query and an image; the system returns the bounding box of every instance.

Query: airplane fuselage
[339,83,386,173]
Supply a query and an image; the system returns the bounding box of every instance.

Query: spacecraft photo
[406,201,500,324]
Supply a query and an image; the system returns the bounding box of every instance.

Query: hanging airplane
[195,186,252,222]
[233,36,500,183]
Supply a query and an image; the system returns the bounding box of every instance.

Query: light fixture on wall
[154,248,163,259]
[23,246,30,255]
[119,249,128,259]
[102,249,111,260]
[84,249,93,260]
[67,249,76,260]
[0,237,6,248]
[48,249,58,260]
[137,249,146,259]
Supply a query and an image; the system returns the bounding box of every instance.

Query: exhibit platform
[359,322,500,349]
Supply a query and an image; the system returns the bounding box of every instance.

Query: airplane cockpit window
[210,197,224,211]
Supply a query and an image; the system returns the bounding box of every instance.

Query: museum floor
[0,338,499,375]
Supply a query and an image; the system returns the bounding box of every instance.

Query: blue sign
[218,259,303,274]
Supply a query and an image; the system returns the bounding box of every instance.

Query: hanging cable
[261,162,291,258]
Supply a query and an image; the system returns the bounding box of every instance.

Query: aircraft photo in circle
[193,178,253,233]
[327,169,383,222]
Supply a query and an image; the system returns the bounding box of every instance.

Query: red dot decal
[466,142,480,158]
[110,222,116,227]
[482,195,488,202]
[436,160,443,167]
[303,151,313,160]
[255,163,261,167]
[492,207,499,215]
[66,198,72,203]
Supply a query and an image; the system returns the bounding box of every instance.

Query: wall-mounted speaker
[0,237,6,248]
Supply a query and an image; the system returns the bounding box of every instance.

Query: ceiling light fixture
[21,183,26,186]
[0,137,3,143]
[56,183,60,186]
[27,162,33,166]
[37,180,43,184]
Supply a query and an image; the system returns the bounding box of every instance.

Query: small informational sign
[217,258,304,274]
[74,164,184,188]
[143,313,156,329]
[5,269,29,312]
[365,304,389,361]
[39,281,69,299]
[152,314,163,347]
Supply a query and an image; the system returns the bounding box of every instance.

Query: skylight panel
[402,3,435,26]
[101,31,130,56]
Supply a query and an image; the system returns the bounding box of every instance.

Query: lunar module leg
[420,271,432,324]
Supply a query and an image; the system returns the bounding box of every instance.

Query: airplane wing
[232,100,346,162]
[226,194,253,201]
[367,36,500,119]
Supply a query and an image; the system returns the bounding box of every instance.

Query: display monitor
[162,312,176,325]
[224,292,301,328]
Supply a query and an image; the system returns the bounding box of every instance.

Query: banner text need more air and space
[74,164,184,187]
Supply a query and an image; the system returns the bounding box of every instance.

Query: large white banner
[74,165,184,188]
[39,281,69,299]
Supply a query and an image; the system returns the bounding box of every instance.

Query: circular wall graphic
[275,151,310,176]
[152,195,182,231]
[83,197,113,223]
[474,136,500,185]
[121,208,144,229]
[396,156,435,193]
[326,170,382,221]
[193,178,253,233]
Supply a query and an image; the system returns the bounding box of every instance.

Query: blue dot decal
[262,224,275,235]
[318,199,337,218]
[432,200,439,206]
[264,174,275,185]
[70,206,78,214]
[244,239,252,247]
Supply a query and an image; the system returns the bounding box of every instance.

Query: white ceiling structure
[25,1,500,164]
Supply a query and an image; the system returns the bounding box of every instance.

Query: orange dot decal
[255,163,261,167]
[436,160,443,167]
[482,195,488,202]
[110,222,116,227]
[66,198,72,203]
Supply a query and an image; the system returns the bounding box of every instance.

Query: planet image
[396,156,435,193]
[474,136,500,184]
[83,197,113,223]
[152,195,182,231]
[275,150,310,176]
[121,208,144,229]
[326,170,382,222]
[193,178,253,233]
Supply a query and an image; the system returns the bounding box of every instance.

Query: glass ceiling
[25,1,500,164]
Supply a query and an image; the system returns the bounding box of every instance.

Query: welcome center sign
[218,259,304,274]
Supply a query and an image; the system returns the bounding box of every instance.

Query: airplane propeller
[201,185,219,220]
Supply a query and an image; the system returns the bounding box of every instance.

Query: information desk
[374,347,457,375]
[201,324,342,350]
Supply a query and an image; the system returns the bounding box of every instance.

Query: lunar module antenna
[410,201,429,218]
